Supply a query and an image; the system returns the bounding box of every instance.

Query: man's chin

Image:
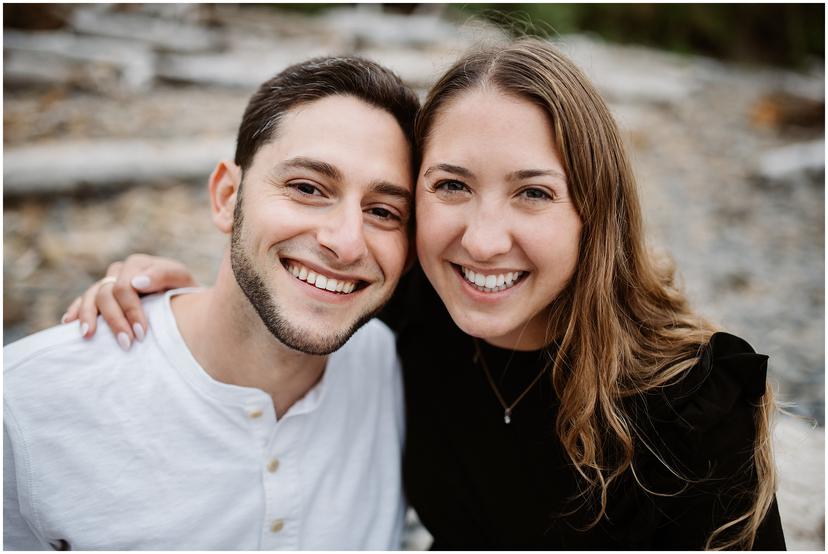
[270,303,384,354]
[272,327,354,356]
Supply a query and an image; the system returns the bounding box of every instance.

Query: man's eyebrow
[422,163,474,179]
[279,157,342,181]
[508,168,567,182]
[370,181,413,207]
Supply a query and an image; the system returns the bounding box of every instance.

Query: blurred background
[3,3,824,549]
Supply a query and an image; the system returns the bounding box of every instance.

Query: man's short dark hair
[234,56,420,173]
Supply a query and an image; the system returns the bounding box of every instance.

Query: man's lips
[281,259,366,294]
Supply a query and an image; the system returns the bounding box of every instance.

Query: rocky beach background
[3,4,824,549]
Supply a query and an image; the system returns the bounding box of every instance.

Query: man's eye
[367,207,400,221]
[294,182,323,196]
[435,180,468,193]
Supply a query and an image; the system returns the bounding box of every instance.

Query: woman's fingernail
[131,275,151,290]
[117,332,132,351]
[132,323,145,342]
[80,322,89,337]
[61,313,69,324]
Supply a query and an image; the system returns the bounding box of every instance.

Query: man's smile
[281,259,368,295]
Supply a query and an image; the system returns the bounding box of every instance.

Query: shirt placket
[258,410,303,549]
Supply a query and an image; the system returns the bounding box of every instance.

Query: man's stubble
[229,185,387,356]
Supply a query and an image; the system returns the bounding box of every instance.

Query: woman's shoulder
[614,333,780,549]
[636,332,769,469]
[658,332,768,429]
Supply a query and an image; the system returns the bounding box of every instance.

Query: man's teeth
[288,263,357,294]
[461,267,524,293]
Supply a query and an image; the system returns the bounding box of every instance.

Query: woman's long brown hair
[415,38,776,550]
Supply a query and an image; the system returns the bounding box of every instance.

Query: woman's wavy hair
[414,38,776,550]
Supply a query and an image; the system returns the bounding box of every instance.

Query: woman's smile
[455,263,527,293]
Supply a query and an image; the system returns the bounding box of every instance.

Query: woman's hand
[62,254,198,348]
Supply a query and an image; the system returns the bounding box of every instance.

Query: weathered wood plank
[4,137,235,195]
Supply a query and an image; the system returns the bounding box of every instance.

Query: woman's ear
[209,160,242,234]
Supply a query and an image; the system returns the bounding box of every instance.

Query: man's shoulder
[4,322,88,374]
[6,294,165,369]
[4,322,128,428]
[4,293,169,387]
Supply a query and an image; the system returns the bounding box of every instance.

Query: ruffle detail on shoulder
[602,333,770,548]
[650,332,769,436]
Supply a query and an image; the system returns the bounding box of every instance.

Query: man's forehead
[278,94,403,134]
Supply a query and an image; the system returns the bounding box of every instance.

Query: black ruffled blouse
[380,266,786,550]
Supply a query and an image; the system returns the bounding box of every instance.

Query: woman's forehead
[421,89,562,170]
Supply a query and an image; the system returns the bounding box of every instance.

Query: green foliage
[454,3,824,68]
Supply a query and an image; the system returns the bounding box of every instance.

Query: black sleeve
[647,397,786,550]
[753,498,786,550]
[644,333,786,550]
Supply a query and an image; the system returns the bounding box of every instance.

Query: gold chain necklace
[472,338,551,424]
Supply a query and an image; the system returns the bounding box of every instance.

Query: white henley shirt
[4,289,405,550]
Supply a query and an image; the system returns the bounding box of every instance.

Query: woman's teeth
[461,267,524,293]
[287,262,357,294]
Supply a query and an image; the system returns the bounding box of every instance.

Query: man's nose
[317,203,368,265]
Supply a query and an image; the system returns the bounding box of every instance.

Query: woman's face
[416,87,583,350]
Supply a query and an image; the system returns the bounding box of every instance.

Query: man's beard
[229,195,383,355]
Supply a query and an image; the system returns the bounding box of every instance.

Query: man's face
[230,95,412,355]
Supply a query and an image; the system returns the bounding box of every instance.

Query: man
[4,57,419,549]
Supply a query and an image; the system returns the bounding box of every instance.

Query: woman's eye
[435,180,469,193]
[520,187,553,201]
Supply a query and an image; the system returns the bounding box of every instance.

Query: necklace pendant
[504,410,511,424]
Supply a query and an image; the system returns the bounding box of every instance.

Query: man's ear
[209,160,242,234]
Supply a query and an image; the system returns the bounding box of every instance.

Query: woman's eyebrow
[422,163,474,179]
[423,164,566,183]
[507,168,567,182]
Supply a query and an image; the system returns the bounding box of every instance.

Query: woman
[64,39,785,549]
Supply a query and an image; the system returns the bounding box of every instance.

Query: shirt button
[248,409,263,419]
[270,519,284,533]
[267,459,280,473]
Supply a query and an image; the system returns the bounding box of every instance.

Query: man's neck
[171,255,327,418]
